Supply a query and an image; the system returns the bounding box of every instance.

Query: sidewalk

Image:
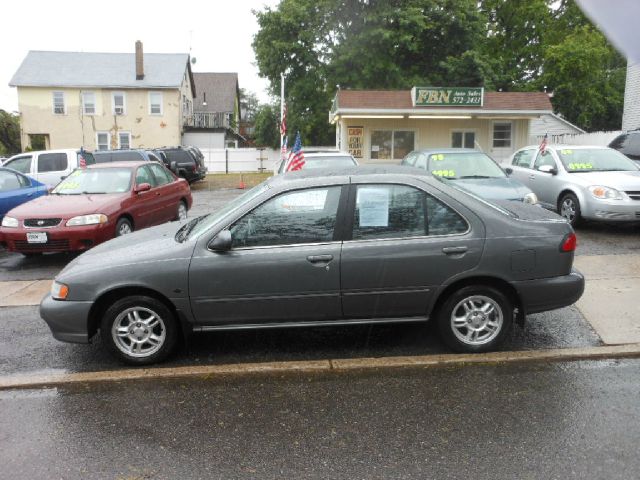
[1,254,638,346]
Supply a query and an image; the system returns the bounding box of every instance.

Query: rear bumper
[513,269,585,314]
[40,293,93,343]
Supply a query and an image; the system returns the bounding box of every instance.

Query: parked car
[504,145,640,226]
[0,161,191,255]
[40,166,583,365]
[402,149,538,204]
[2,149,96,188]
[608,130,640,163]
[94,149,164,164]
[276,151,358,174]
[0,167,48,222]
[157,146,207,183]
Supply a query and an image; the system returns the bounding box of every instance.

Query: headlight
[66,214,108,226]
[523,192,538,205]
[588,186,624,200]
[51,281,69,300]
[1,216,19,228]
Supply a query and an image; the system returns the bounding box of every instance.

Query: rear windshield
[556,148,639,172]
[163,150,194,163]
[51,168,132,194]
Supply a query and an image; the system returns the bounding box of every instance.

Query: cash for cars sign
[347,126,364,158]
[411,87,483,107]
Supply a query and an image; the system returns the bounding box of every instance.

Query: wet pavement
[0,304,599,376]
[1,359,639,479]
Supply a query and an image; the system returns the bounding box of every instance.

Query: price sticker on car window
[431,154,445,161]
[58,181,80,190]
[561,149,573,155]
[568,163,593,170]
[432,169,455,178]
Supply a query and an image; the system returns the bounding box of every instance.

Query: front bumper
[582,199,640,222]
[513,269,585,315]
[40,293,93,343]
[1,223,113,253]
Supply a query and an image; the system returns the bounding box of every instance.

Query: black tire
[436,285,513,353]
[175,200,188,221]
[558,192,582,227]
[115,217,133,237]
[101,295,178,365]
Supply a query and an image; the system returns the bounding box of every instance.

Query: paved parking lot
[1,187,639,375]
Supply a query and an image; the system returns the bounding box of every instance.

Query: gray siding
[623,63,640,131]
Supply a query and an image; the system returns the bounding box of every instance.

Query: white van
[3,149,96,188]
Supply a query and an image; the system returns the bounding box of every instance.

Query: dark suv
[157,147,207,183]
[94,149,164,164]
[609,130,640,163]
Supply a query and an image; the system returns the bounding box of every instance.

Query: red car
[0,161,192,255]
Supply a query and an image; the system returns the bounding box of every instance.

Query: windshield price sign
[412,87,483,107]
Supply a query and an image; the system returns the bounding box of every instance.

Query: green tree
[539,25,625,131]
[253,104,280,149]
[239,88,260,123]
[0,110,21,154]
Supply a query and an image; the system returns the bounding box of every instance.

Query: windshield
[556,148,639,172]
[51,168,132,195]
[427,152,505,180]
[176,183,270,242]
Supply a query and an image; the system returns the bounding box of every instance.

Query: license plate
[26,232,47,243]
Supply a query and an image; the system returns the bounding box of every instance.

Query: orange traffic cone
[237,174,246,189]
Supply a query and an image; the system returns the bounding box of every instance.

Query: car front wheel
[559,193,581,227]
[437,285,513,353]
[115,217,133,236]
[101,295,178,365]
[176,200,188,221]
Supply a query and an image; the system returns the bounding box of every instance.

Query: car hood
[449,177,531,201]
[7,193,127,219]
[59,221,191,278]
[569,170,640,190]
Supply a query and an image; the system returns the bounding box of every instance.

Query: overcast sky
[0,0,280,112]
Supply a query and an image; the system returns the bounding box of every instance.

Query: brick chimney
[135,40,144,80]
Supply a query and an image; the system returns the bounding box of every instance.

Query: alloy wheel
[450,295,504,346]
[111,307,166,358]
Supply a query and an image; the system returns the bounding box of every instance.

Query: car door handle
[307,254,333,263]
[442,246,467,255]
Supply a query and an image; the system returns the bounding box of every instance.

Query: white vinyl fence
[529,130,623,147]
[199,148,280,173]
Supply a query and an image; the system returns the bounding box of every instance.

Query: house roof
[9,51,191,90]
[334,89,553,112]
[192,73,239,113]
[530,113,585,136]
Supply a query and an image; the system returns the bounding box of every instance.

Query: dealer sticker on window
[26,232,47,243]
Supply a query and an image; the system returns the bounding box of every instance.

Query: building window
[52,91,65,114]
[82,91,96,115]
[118,132,131,149]
[370,130,415,160]
[112,92,126,115]
[492,122,512,148]
[452,131,476,149]
[96,132,110,150]
[149,92,163,115]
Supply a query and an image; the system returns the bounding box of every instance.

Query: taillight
[560,232,577,252]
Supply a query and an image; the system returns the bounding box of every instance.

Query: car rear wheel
[101,295,178,365]
[437,285,513,353]
[559,193,581,227]
[115,217,133,236]
[176,200,188,221]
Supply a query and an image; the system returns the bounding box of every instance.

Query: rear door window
[37,153,68,172]
[6,155,33,174]
[512,149,535,168]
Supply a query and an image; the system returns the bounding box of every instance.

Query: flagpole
[280,73,284,154]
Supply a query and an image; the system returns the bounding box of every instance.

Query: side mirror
[505,167,513,175]
[60,175,67,180]
[208,230,232,252]
[538,165,558,175]
[170,161,178,172]
[135,182,152,193]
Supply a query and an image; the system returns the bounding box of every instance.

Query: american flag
[281,135,288,161]
[280,103,287,137]
[539,132,548,153]
[286,131,305,172]
[79,147,87,168]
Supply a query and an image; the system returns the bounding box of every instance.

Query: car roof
[304,152,355,158]
[86,161,146,169]
[269,165,431,186]
[8,148,82,158]
[519,144,610,150]
[412,148,481,155]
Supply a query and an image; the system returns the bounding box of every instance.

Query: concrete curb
[2,344,640,391]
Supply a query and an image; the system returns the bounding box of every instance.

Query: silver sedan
[503,145,640,226]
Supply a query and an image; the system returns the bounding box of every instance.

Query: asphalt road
[2,359,639,479]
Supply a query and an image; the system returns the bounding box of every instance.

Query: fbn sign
[412,87,483,107]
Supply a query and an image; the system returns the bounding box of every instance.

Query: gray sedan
[40,166,584,365]
[504,145,640,226]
